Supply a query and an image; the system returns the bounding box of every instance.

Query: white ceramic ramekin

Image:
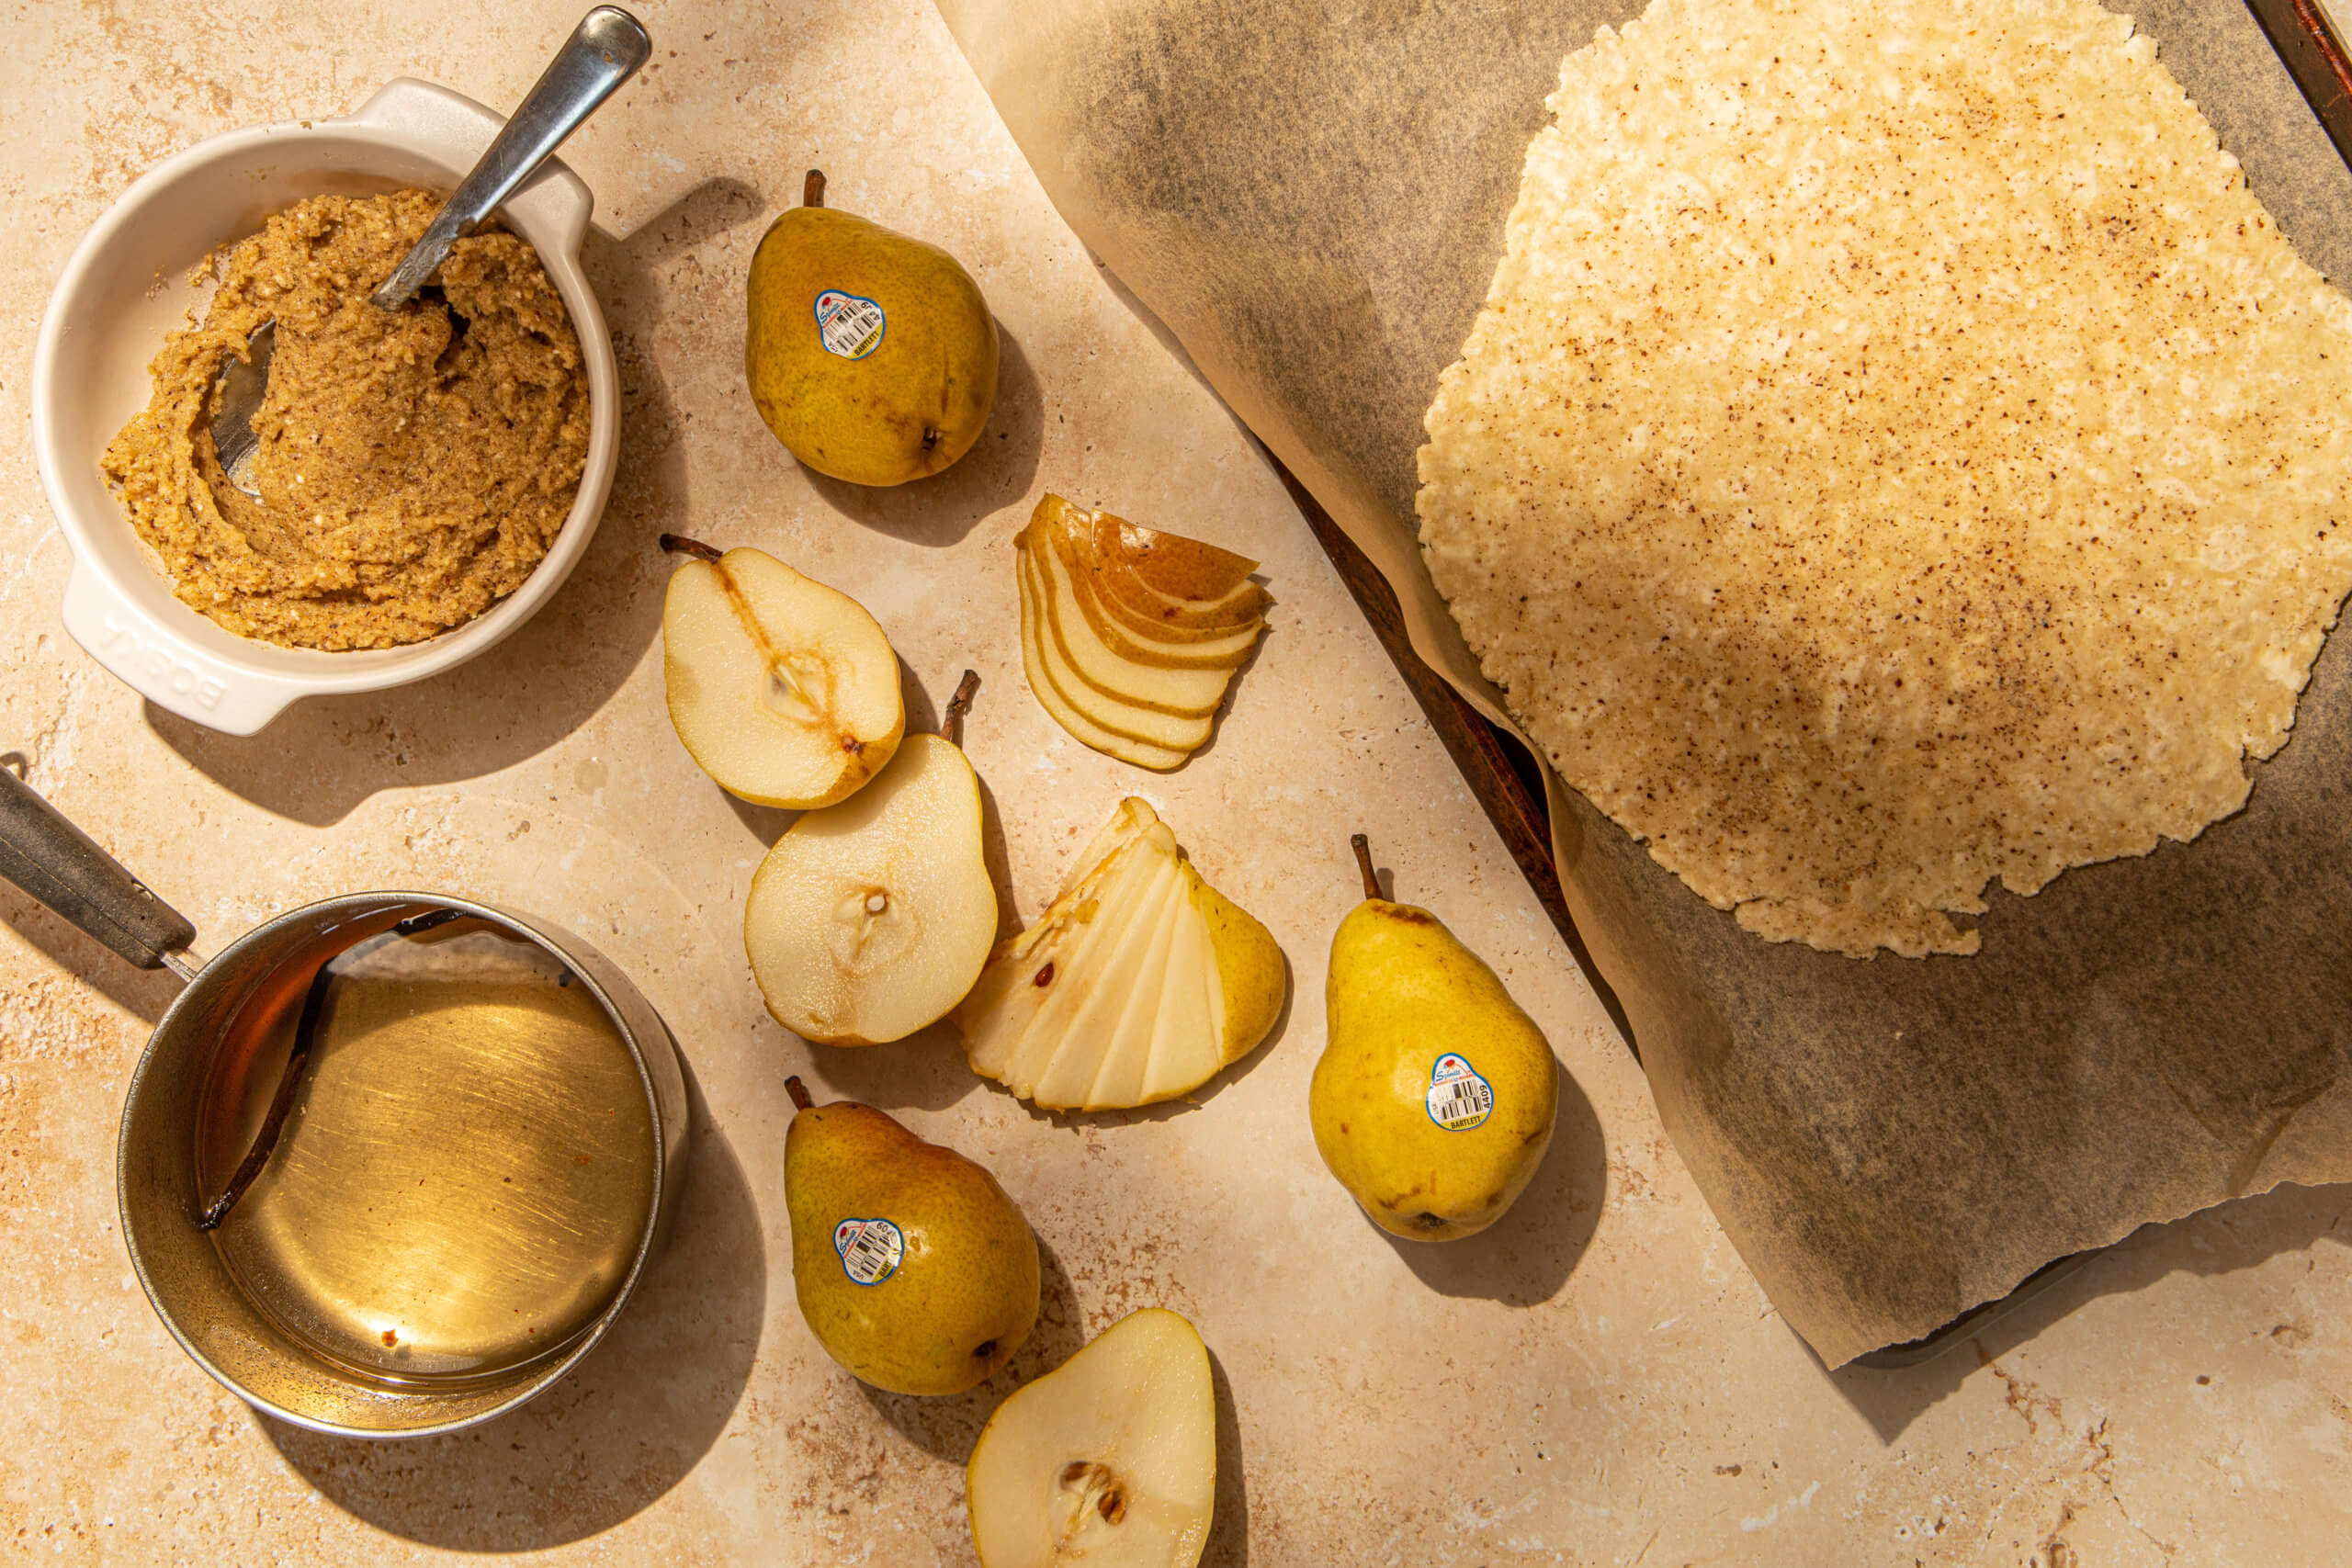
[30,78,620,736]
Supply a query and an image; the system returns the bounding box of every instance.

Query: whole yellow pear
[1310,836,1557,1241]
[745,170,998,486]
[785,1078,1039,1394]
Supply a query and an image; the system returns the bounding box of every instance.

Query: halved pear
[663,543,905,808]
[967,1308,1217,1568]
[746,732,998,1045]
[951,798,1284,1111]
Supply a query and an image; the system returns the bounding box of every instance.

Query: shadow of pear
[1203,1345,1251,1567]
[265,1100,765,1551]
[802,1018,986,1116]
[801,326,1044,546]
[856,1234,1089,1465]
[1372,1058,1608,1306]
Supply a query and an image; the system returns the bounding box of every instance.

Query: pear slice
[1083,513,1269,635]
[662,538,905,809]
[995,831,1169,1094]
[1031,539,1233,717]
[1016,618,1192,772]
[1033,859,1186,1110]
[745,676,999,1045]
[951,798,1285,1111]
[1102,513,1261,602]
[1020,552,1216,756]
[957,799,1160,1085]
[1045,495,1270,635]
[967,1308,1217,1568]
[1083,876,1197,1111]
[1034,519,1261,665]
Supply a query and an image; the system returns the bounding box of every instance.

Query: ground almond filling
[102,188,591,651]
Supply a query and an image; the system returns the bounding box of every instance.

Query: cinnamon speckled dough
[102,189,589,650]
[1416,0,2352,957]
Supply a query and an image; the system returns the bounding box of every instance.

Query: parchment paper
[938,0,2352,1363]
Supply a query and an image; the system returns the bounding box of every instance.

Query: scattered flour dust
[1416,0,2352,955]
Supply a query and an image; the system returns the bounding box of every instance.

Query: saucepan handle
[0,767,197,974]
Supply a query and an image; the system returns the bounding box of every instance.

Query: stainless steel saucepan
[0,768,689,1438]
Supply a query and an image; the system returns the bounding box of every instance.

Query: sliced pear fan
[1014,495,1270,771]
[1082,505,1270,632]
[952,798,1284,1111]
[1023,552,1217,751]
[1039,523,1261,664]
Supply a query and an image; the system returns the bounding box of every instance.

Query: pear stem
[786,1076,814,1111]
[941,669,980,743]
[804,168,826,209]
[659,533,724,564]
[1351,833,1382,900]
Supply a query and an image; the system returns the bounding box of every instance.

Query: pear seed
[866,893,888,915]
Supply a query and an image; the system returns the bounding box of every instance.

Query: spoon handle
[372,6,650,310]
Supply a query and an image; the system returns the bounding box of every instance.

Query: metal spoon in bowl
[211,6,650,497]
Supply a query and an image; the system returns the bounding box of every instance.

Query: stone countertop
[1,2,2346,1562]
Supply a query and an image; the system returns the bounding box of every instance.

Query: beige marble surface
[1,1,2346,1562]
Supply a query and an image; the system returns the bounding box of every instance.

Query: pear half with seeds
[951,797,1283,1111]
[747,671,999,1045]
[662,536,905,808]
[967,1308,1217,1568]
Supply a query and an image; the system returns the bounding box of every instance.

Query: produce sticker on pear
[1425,1054,1495,1132]
[833,1216,906,1285]
[814,288,886,359]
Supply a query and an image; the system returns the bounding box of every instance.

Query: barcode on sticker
[833,1216,905,1285]
[815,289,887,358]
[1425,1053,1495,1132]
